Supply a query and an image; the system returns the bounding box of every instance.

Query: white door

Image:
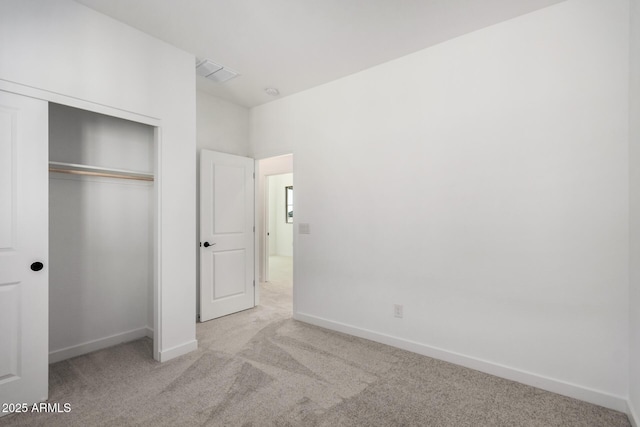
[200,150,254,321]
[0,91,48,412]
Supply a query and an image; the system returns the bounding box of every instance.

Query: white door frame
[0,80,163,361]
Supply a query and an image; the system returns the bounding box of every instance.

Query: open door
[199,150,255,321]
[0,91,48,412]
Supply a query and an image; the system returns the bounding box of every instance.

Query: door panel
[213,164,246,234]
[200,150,254,321]
[212,250,246,298]
[0,91,48,411]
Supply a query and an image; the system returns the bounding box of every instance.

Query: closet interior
[48,103,155,363]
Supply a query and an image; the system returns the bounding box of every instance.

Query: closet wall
[48,103,154,363]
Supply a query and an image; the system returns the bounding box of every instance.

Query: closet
[48,103,155,363]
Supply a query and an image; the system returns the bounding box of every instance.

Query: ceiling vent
[195,58,239,83]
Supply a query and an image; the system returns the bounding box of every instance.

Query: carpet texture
[0,256,631,426]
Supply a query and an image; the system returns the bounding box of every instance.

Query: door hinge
[253,172,255,179]
[253,226,255,232]
[253,280,255,287]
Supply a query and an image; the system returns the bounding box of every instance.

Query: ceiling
[74,0,565,108]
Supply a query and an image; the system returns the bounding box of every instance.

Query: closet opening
[48,103,156,363]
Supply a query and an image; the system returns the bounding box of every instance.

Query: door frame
[0,80,164,361]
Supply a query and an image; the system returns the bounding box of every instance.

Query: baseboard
[629,400,639,427]
[49,327,151,364]
[158,339,198,362]
[145,327,154,338]
[293,312,628,413]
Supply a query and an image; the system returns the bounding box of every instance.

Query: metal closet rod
[48,161,154,182]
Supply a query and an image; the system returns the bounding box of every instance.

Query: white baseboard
[293,312,628,413]
[49,327,151,364]
[629,400,639,427]
[158,339,198,362]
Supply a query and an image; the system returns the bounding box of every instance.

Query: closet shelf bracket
[49,161,154,182]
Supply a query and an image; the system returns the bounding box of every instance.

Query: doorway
[267,173,293,285]
[256,155,293,309]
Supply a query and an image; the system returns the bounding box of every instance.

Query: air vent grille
[195,58,238,83]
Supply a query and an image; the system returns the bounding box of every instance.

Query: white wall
[629,0,640,423]
[268,174,294,257]
[251,0,630,410]
[197,90,250,157]
[0,0,197,361]
[48,104,154,362]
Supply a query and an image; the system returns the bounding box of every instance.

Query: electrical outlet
[394,304,403,318]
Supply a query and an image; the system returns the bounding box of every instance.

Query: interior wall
[0,0,197,361]
[49,104,153,361]
[629,0,640,422]
[268,173,294,257]
[250,0,630,409]
[197,90,250,157]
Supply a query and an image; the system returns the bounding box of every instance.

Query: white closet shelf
[49,161,154,181]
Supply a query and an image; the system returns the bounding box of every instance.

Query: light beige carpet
[0,257,631,426]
